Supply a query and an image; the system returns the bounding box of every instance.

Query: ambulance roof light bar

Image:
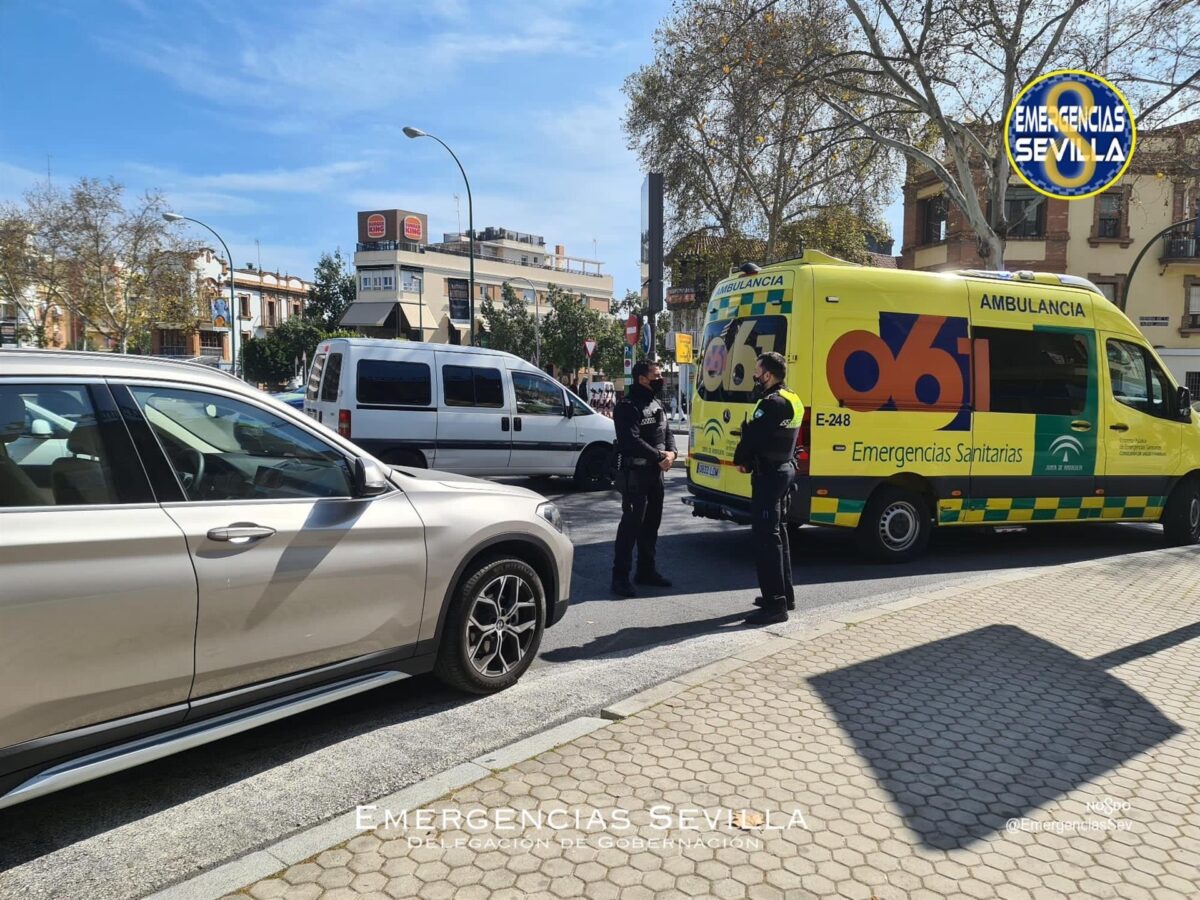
[956,269,1106,298]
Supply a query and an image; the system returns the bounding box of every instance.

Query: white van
[305,339,616,489]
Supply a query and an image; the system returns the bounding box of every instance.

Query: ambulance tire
[1162,477,1200,545]
[857,486,932,563]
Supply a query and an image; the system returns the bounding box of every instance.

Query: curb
[146,544,1195,898]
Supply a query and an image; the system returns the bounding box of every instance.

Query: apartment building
[150,250,311,364]
[343,208,614,342]
[900,120,1200,387]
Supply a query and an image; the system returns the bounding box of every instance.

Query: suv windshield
[696,315,788,404]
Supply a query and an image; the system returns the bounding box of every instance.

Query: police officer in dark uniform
[611,359,677,597]
[734,352,803,625]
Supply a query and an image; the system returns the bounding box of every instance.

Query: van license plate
[696,462,720,478]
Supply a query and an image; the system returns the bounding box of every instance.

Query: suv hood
[387,466,544,500]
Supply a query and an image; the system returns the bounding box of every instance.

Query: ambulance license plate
[696,462,720,478]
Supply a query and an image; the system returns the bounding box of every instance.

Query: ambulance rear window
[696,316,788,404]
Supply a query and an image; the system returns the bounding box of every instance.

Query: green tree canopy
[243,317,352,386]
[481,282,538,362]
[304,249,356,331]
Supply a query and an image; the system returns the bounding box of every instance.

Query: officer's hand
[737,465,749,474]
[658,453,673,472]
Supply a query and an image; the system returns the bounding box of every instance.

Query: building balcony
[1181,314,1200,333]
[1161,232,1200,264]
[356,240,607,279]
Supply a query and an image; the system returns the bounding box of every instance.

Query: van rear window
[696,316,788,404]
[357,360,432,407]
[306,352,327,401]
[319,352,343,402]
[443,365,504,408]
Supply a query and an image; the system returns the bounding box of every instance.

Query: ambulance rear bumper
[684,479,810,526]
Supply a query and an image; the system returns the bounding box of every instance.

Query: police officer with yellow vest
[734,352,803,625]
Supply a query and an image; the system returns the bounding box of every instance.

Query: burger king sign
[403,215,423,242]
[366,214,387,240]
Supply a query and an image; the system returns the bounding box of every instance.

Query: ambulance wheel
[858,487,931,563]
[1162,477,1200,545]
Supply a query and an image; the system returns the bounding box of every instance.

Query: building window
[361,274,372,292]
[381,275,394,290]
[1004,189,1045,239]
[160,329,187,356]
[1091,188,1131,245]
[199,330,223,358]
[401,269,423,292]
[1185,281,1200,330]
[1186,372,1200,397]
[238,295,251,318]
[921,195,948,244]
[292,302,302,318]
[266,300,278,327]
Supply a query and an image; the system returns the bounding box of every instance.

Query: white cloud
[133,160,374,194]
[0,160,46,201]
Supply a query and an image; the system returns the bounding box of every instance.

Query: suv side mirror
[1178,386,1192,420]
[563,395,574,418]
[354,457,390,497]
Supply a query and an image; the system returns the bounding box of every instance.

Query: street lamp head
[162,212,184,223]
[402,126,426,139]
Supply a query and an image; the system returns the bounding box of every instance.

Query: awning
[396,297,441,337]
[339,302,396,327]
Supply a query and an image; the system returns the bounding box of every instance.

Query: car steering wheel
[177,448,206,496]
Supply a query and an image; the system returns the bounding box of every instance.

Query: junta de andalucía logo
[1005,69,1136,199]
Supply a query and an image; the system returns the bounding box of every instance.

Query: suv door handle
[1110,423,1130,432]
[514,417,523,432]
[1070,420,1092,432]
[207,524,276,543]
[501,417,510,432]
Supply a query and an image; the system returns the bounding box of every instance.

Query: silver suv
[0,350,572,809]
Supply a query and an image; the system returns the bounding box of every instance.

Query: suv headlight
[537,502,565,533]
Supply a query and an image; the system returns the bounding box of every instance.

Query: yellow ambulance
[684,250,1200,561]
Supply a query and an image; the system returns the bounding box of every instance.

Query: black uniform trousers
[750,461,796,606]
[613,468,664,578]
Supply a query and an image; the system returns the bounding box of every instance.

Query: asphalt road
[0,470,1169,900]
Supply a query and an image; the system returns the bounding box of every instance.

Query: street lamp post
[163,212,240,378]
[403,127,475,346]
[1122,213,1200,312]
[508,275,541,368]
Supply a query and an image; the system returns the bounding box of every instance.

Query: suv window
[443,365,504,408]
[319,352,343,402]
[130,387,354,501]
[1108,339,1175,419]
[358,360,431,407]
[1,385,127,508]
[513,372,565,416]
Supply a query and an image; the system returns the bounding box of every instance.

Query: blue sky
[0,1,903,299]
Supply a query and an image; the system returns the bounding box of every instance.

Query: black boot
[611,576,637,598]
[753,595,796,611]
[635,571,673,587]
[745,597,788,625]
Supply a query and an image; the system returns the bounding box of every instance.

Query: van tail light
[338,409,352,438]
[794,408,811,475]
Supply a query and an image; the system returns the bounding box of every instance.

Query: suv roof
[0,349,245,389]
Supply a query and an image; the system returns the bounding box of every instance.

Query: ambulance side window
[975,327,1089,416]
[1107,339,1174,420]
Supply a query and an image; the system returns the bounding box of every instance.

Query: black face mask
[649,378,665,396]
[752,376,769,398]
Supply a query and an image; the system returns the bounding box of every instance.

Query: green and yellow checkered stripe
[709,289,791,321]
[810,497,864,528]
[937,496,1165,525]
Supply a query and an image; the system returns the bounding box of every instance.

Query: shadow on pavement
[540,611,754,663]
[809,624,1184,850]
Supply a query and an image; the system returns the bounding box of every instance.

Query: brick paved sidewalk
[226,549,1200,900]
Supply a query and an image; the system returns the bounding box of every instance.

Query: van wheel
[857,487,931,563]
[1162,477,1200,545]
[435,557,545,694]
[573,444,614,491]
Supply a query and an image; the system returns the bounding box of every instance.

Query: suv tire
[435,557,546,694]
[857,486,932,563]
[1162,476,1200,545]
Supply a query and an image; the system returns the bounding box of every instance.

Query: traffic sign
[625,314,639,347]
[583,339,597,358]
[641,316,653,355]
[623,344,633,375]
